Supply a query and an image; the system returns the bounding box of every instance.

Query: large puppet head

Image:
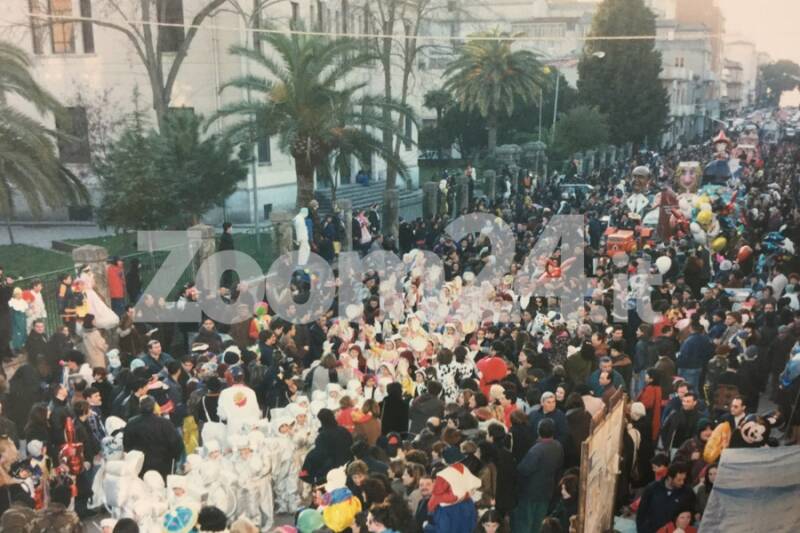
[631,165,651,194]
[675,162,701,194]
[712,130,732,159]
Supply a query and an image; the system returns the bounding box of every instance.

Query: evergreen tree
[95,111,246,231]
[577,0,668,146]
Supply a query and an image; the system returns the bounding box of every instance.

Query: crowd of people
[1,114,800,533]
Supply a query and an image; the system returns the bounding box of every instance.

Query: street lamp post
[547,51,605,143]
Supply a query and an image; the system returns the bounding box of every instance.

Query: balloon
[711,236,727,252]
[694,195,711,208]
[697,210,713,227]
[548,267,562,278]
[655,256,672,275]
[700,203,712,212]
[720,259,733,271]
[737,245,753,263]
[690,222,707,245]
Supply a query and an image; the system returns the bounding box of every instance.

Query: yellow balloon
[711,236,727,252]
[697,210,713,227]
[694,195,711,208]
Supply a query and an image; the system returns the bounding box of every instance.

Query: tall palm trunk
[487,113,498,154]
[294,156,316,210]
[0,175,13,244]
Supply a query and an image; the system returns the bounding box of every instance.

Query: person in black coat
[509,410,534,464]
[24,320,48,360]
[486,423,518,517]
[0,271,13,361]
[381,382,409,435]
[48,384,72,460]
[408,381,444,434]
[636,462,696,533]
[7,361,44,431]
[122,396,184,480]
[304,408,353,483]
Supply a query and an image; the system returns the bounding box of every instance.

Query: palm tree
[0,41,87,243]
[423,89,453,125]
[443,29,546,154]
[210,29,413,209]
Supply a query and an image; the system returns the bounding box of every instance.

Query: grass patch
[0,244,73,279]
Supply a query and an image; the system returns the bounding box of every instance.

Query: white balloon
[700,203,712,212]
[690,222,707,245]
[656,256,672,275]
[720,260,733,271]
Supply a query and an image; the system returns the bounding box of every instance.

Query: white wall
[6,0,421,221]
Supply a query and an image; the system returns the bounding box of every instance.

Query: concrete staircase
[314,182,423,220]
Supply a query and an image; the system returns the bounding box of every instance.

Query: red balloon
[548,267,562,278]
[737,245,753,263]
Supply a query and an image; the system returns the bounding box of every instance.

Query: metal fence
[13,228,277,335]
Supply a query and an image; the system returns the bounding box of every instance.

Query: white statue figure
[79,265,120,329]
[294,207,311,266]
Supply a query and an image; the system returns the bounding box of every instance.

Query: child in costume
[267,412,300,513]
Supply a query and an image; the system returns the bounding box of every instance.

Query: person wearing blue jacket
[587,357,626,397]
[676,321,714,392]
[528,391,569,446]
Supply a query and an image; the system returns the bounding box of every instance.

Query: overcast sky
[718,0,800,64]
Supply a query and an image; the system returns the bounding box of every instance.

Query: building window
[29,0,46,55]
[342,0,349,33]
[316,1,324,32]
[404,116,413,151]
[257,136,271,164]
[50,0,76,54]
[79,0,94,54]
[157,0,185,53]
[291,1,299,25]
[57,106,90,164]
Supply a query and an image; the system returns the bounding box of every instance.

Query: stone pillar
[423,181,439,220]
[585,150,596,173]
[609,146,617,164]
[72,245,109,302]
[336,198,353,252]
[187,224,217,293]
[456,176,470,214]
[270,210,295,257]
[483,170,497,200]
[509,164,520,193]
[382,188,399,242]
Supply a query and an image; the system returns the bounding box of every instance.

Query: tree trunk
[486,115,497,155]
[6,200,16,244]
[294,157,316,210]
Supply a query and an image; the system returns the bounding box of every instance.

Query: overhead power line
[26,12,736,43]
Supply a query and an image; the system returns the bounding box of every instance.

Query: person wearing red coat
[637,369,663,442]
